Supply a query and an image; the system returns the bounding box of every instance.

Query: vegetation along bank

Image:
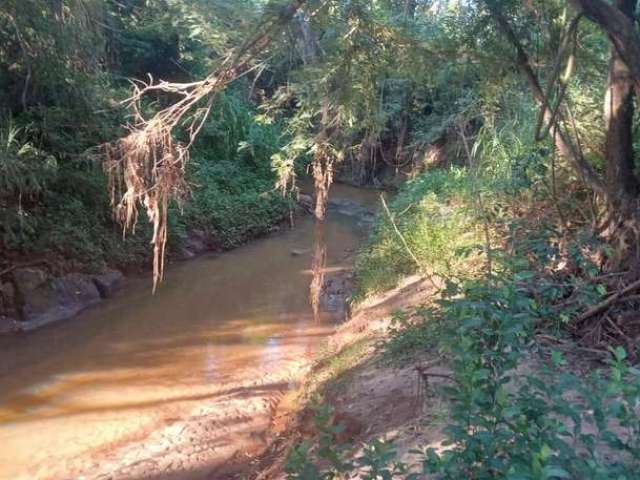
[2,1,640,479]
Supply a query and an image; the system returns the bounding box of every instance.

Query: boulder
[92,269,124,298]
[13,267,48,293]
[297,193,314,214]
[16,270,101,330]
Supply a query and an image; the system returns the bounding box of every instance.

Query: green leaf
[541,466,571,479]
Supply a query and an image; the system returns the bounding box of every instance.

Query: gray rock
[319,271,353,317]
[297,194,314,214]
[18,272,101,330]
[327,199,374,223]
[13,267,48,293]
[178,248,197,260]
[92,269,124,298]
[0,315,20,335]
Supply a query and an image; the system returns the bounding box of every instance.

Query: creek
[0,184,378,480]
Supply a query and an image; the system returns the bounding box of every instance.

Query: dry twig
[576,277,640,324]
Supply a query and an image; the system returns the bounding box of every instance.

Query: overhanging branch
[483,1,605,194]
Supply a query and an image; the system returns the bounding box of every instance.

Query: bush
[353,168,485,300]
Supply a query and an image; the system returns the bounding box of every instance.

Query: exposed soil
[0,184,380,480]
[244,275,449,479]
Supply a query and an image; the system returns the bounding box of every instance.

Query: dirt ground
[245,275,449,479]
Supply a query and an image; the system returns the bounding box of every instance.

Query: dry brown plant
[103,1,306,291]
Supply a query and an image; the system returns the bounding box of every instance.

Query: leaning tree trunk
[568,0,640,89]
[484,0,604,192]
[485,0,640,266]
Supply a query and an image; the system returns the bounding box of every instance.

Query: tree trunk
[603,0,639,205]
[568,0,640,89]
[484,0,640,266]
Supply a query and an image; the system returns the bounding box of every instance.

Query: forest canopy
[3,0,640,276]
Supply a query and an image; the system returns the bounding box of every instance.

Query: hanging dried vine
[103,1,306,291]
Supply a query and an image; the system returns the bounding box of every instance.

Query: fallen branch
[535,333,609,357]
[380,194,440,291]
[575,277,640,324]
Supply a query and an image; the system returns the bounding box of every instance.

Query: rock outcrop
[0,266,125,334]
[92,269,124,298]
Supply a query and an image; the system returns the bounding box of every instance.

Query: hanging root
[104,125,190,292]
[103,1,308,291]
[103,70,229,292]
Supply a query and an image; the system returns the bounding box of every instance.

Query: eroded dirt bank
[245,275,448,480]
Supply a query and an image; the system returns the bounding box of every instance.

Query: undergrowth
[287,165,640,479]
[0,3,290,275]
[0,87,289,272]
[353,168,485,301]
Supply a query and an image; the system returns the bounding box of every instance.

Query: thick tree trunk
[568,0,640,89]
[605,63,638,200]
[485,0,640,266]
[604,0,639,205]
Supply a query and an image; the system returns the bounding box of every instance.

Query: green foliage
[420,277,640,479]
[286,403,407,480]
[384,307,442,361]
[182,89,291,248]
[353,168,485,300]
[0,1,290,271]
[286,404,352,479]
[0,123,57,248]
[294,248,640,479]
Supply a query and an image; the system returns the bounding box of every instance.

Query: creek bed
[0,184,378,480]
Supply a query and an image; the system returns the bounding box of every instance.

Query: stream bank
[242,275,445,479]
[0,196,297,336]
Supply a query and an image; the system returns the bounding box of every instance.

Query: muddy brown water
[0,185,379,480]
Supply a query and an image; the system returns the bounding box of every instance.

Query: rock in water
[13,268,101,331]
[92,269,124,298]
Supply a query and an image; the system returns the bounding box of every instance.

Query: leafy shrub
[353,168,485,300]
[288,271,640,479]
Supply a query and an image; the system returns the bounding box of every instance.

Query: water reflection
[309,219,327,322]
[0,183,378,480]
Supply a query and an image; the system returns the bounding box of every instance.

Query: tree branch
[483,1,605,194]
[568,0,640,89]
